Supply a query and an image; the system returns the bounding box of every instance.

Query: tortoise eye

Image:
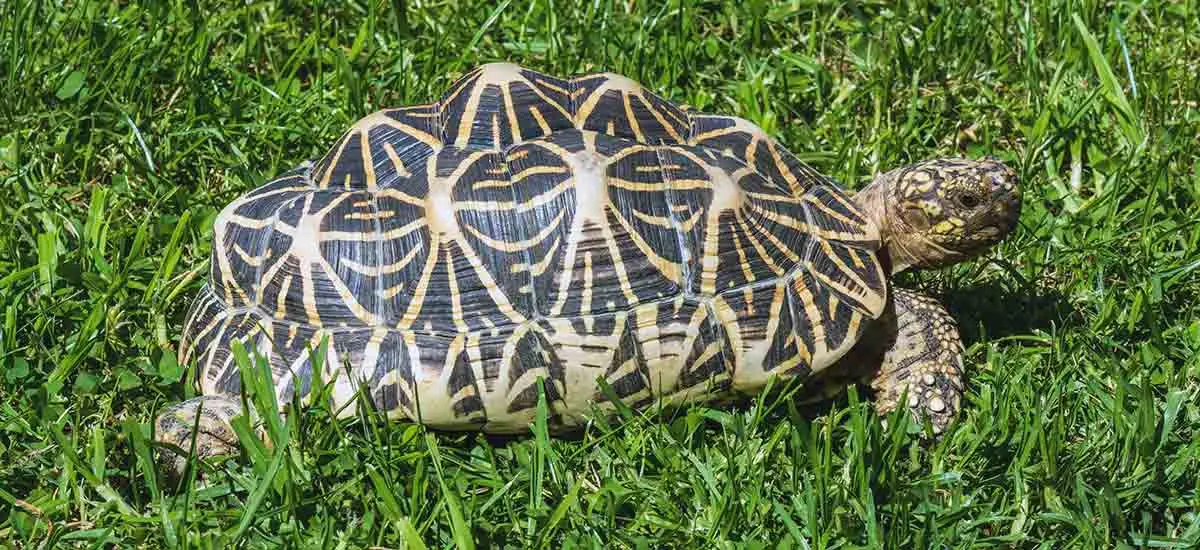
[956,192,981,209]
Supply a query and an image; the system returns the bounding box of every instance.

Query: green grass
[2,0,1199,547]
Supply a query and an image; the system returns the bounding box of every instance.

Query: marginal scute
[713,280,811,391]
[370,330,417,419]
[184,63,891,429]
[804,237,887,317]
[597,312,652,409]
[447,335,487,423]
[503,325,566,417]
[663,301,733,403]
[787,268,874,373]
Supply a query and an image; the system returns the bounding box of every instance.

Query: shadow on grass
[938,279,1080,346]
[784,279,1079,424]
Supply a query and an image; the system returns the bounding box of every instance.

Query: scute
[185,63,888,429]
[519,129,684,317]
[441,63,574,150]
[571,72,690,144]
[659,145,812,295]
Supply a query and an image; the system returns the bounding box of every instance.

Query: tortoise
[155,63,1020,474]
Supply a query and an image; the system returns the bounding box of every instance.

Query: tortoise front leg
[154,394,255,479]
[866,288,965,434]
[807,287,966,433]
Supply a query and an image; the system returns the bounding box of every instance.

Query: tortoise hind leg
[868,288,965,434]
[154,394,255,479]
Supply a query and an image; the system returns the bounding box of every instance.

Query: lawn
[2,0,1199,547]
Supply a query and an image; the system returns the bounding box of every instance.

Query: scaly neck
[853,174,938,275]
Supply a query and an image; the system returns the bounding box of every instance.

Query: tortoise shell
[180,63,888,431]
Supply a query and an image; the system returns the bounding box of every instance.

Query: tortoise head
[857,157,1021,273]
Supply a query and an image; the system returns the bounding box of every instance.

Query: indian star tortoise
[155,63,1021,476]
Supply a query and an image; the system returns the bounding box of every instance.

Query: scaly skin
[155,395,250,478]
[869,288,965,433]
[845,157,1019,433]
[808,288,965,433]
